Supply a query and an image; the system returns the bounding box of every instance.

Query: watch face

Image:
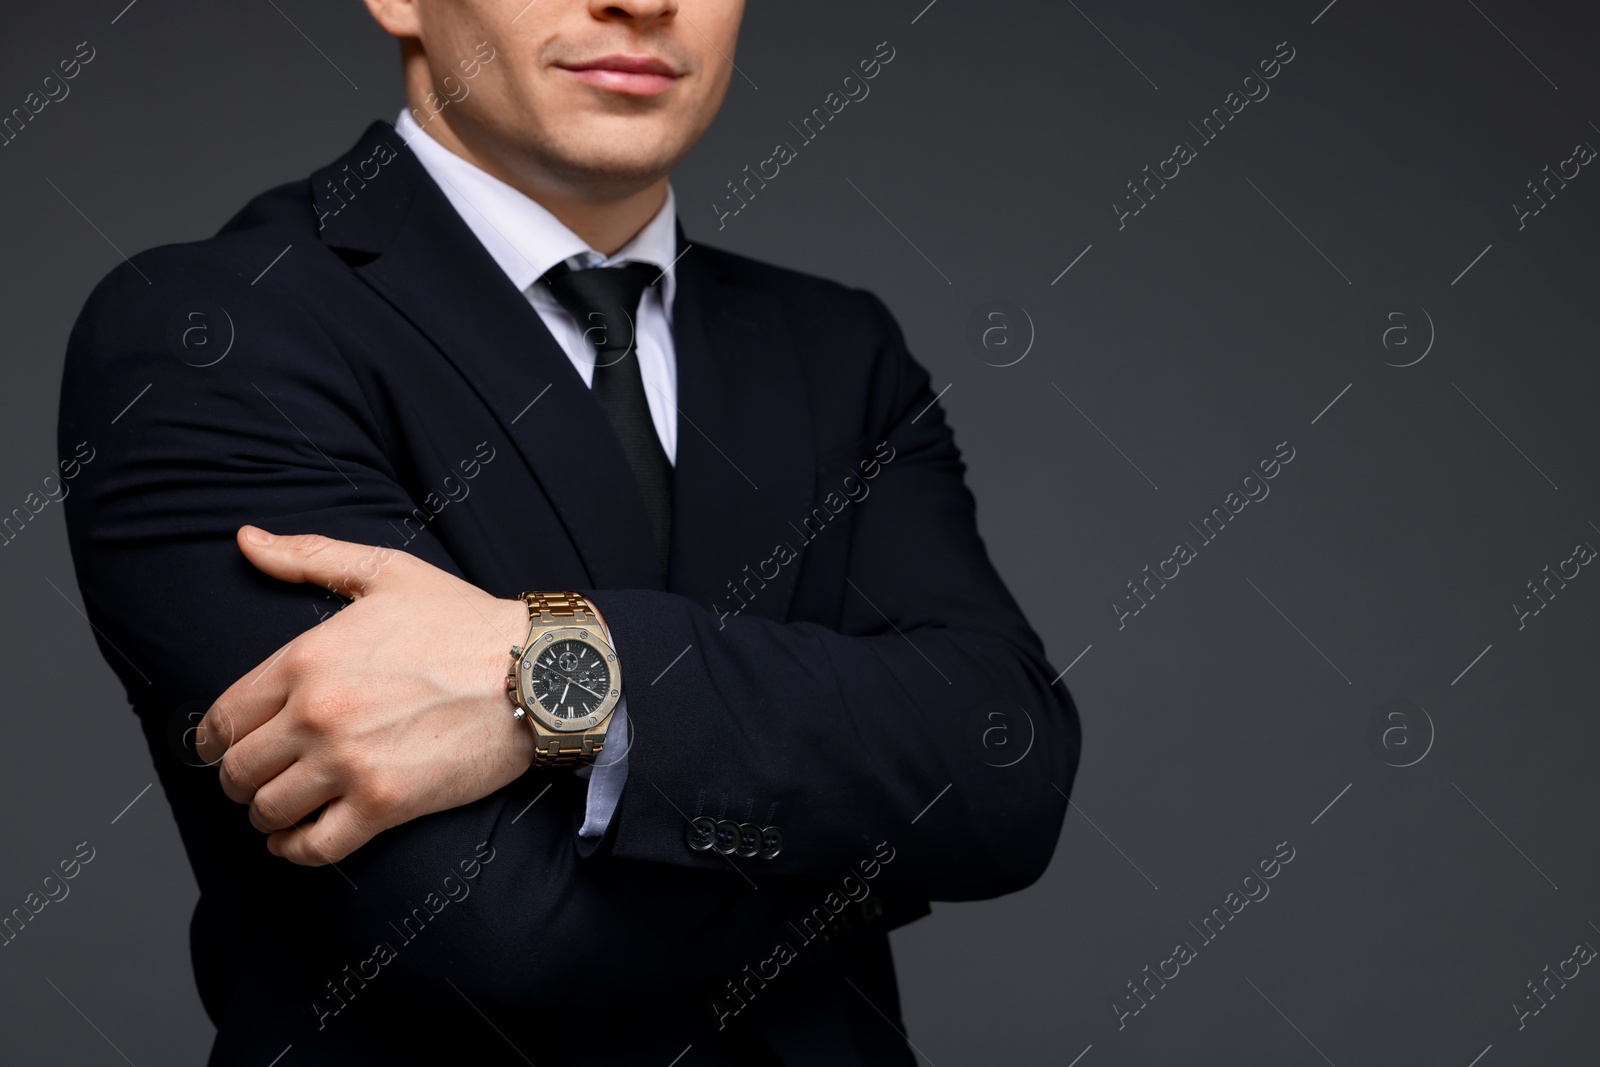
[527,638,614,723]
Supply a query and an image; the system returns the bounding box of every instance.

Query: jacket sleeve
[590,288,1082,901]
[56,251,834,1009]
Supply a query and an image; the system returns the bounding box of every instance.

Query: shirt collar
[394,109,679,311]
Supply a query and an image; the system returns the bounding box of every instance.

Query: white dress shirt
[395,109,676,838]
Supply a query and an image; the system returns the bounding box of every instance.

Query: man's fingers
[236,526,399,598]
[195,636,298,766]
[191,700,239,768]
[267,796,374,866]
[200,527,392,766]
[216,721,299,805]
[248,762,337,834]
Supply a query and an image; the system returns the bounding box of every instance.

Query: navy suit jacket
[59,121,1080,1066]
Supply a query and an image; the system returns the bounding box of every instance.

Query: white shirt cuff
[575,698,629,838]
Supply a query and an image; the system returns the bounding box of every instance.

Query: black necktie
[541,261,672,579]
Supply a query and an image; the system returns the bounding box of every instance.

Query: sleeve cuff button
[686,816,717,852]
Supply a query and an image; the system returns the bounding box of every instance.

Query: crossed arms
[59,248,1081,1003]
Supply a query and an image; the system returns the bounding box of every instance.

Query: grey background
[3,0,1597,1063]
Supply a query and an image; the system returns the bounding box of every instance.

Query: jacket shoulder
[74,176,338,312]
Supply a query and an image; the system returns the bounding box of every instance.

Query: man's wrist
[494,597,538,769]
[495,596,536,662]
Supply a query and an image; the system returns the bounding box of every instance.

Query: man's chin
[539,141,686,199]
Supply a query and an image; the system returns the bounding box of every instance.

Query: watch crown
[510,646,523,657]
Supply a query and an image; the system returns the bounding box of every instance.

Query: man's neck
[417,112,669,257]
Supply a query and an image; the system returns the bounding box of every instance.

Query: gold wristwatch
[505,592,621,766]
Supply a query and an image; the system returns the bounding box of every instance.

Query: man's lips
[559,54,681,96]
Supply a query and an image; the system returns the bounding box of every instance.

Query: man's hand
[196,527,536,866]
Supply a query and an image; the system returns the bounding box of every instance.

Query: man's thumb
[236,527,393,597]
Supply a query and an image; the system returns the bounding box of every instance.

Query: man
[59,0,1080,1062]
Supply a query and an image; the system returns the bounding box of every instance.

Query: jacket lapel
[315,123,817,613]
[317,122,664,590]
[668,241,815,622]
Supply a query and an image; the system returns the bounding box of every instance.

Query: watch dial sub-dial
[529,639,613,722]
